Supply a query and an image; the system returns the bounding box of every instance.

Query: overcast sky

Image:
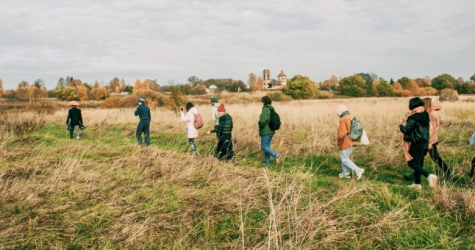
[1,0,474,89]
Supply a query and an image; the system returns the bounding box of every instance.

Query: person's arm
[399,118,416,134]
[148,108,151,122]
[180,111,190,122]
[134,106,140,116]
[337,118,349,143]
[258,108,269,128]
[66,110,71,124]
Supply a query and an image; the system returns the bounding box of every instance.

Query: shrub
[440,89,458,102]
[266,91,293,102]
[28,98,56,114]
[282,75,320,99]
[119,95,140,108]
[101,96,122,108]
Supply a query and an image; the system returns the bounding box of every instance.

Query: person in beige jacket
[336,104,365,180]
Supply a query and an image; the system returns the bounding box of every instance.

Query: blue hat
[139,98,145,104]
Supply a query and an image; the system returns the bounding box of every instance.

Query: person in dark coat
[399,97,438,189]
[66,101,83,140]
[206,103,235,161]
[135,98,151,146]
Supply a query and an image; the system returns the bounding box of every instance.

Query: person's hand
[206,130,211,135]
[180,107,184,112]
[399,118,405,124]
[428,144,433,150]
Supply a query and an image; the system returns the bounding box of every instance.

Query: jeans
[136,120,150,146]
[188,138,197,153]
[340,146,362,176]
[69,125,80,139]
[408,142,429,184]
[261,135,278,164]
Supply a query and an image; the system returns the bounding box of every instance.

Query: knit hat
[138,98,145,104]
[217,104,225,112]
[210,97,218,103]
[335,104,347,116]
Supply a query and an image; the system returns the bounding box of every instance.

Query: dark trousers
[408,142,429,184]
[216,133,234,160]
[429,142,451,178]
[470,157,475,179]
[136,120,150,146]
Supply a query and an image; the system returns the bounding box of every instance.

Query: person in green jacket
[259,96,282,165]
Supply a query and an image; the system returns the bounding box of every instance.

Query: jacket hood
[213,102,221,108]
[263,104,275,111]
[410,111,430,126]
[432,99,442,111]
[189,107,199,115]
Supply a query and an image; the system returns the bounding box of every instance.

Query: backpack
[347,117,364,141]
[268,110,281,131]
[193,113,203,129]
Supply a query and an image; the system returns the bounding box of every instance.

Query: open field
[1,96,475,249]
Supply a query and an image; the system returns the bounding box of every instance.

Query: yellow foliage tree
[257,76,264,91]
[133,79,149,93]
[77,85,89,101]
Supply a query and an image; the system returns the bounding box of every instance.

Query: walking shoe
[275,154,282,166]
[407,183,422,189]
[194,152,200,157]
[428,174,438,188]
[77,136,80,140]
[356,169,365,180]
[339,173,351,179]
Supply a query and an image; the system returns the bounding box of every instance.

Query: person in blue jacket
[135,98,151,146]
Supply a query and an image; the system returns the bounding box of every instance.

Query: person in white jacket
[210,97,221,129]
[180,102,200,156]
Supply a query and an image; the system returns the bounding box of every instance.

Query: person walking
[135,98,151,147]
[206,103,235,160]
[335,104,365,180]
[399,97,438,189]
[258,96,282,166]
[66,101,83,140]
[210,97,221,130]
[180,102,200,156]
[423,97,453,181]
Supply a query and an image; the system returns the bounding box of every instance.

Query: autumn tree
[57,77,66,88]
[108,77,120,93]
[470,73,475,82]
[28,86,43,99]
[282,75,320,99]
[166,86,187,114]
[89,83,109,100]
[355,73,378,95]
[145,79,160,92]
[321,75,339,90]
[397,76,411,89]
[120,79,127,90]
[69,77,82,88]
[63,87,80,101]
[248,73,257,91]
[339,75,366,97]
[257,76,264,91]
[133,79,149,93]
[405,80,420,95]
[77,85,89,101]
[374,80,395,97]
[16,81,30,100]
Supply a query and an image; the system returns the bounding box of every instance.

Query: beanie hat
[210,97,218,103]
[139,98,145,104]
[335,104,347,116]
[217,104,225,112]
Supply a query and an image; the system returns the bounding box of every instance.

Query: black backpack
[268,110,281,131]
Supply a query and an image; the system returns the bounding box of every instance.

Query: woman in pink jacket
[423,97,452,181]
[180,102,200,156]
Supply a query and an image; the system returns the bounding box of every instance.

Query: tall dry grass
[2,95,475,248]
